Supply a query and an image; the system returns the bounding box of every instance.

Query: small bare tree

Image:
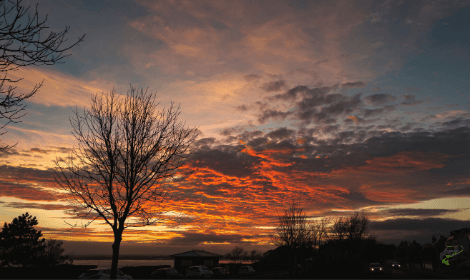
[330,211,370,257]
[249,249,262,264]
[225,245,248,265]
[53,85,199,279]
[270,200,312,278]
[305,216,331,263]
[314,217,331,249]
[249,249,263,273]
[0,0,85,151]
[331,216,348,242]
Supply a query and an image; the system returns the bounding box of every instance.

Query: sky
[1,0,470,257]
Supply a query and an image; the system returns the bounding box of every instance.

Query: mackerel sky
[1,0,470,256]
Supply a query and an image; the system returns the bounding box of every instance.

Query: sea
[71,259,251,270]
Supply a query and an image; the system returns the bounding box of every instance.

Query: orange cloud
[347,115,359,124]
[359,151,453,174]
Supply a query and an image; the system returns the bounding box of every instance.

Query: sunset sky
[1,0,470,257]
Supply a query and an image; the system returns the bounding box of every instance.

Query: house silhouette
[170,249,223,272]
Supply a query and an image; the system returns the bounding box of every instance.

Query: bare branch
[0,0,85,151]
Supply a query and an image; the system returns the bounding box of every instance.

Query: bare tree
[0,0,85,151]
[305,216,331,264]
[225,245,248,265]
[248,249,262,264]
[344,211,369,241]
[331,216,348,242]
[329,211,370,257]
[306,217,331,249]
[53,85,199,279]
[248,249,263,273]
[270,200,312,278]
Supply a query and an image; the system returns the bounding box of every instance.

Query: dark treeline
[223,201,450,278]
[0,213,72,268]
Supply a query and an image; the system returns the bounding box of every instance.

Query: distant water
[71,259,174,269]
[71,259,252,269]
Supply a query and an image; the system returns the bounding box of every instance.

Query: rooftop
[170,249,223,258]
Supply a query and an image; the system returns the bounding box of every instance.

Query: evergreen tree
[0,212,46,267]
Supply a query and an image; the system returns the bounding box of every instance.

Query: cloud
[362,105,397,118]
[3,122,470,250]
[400,94,424,107]
[166,231,250,246]
[244,74,261,82]
[368,217,470,246]
[1,201,72,211]
[346,116,360,125]
[260,80,286,92]
[295,92,362,126]
[429,110,469,120]
[235,104,249,111]
[257,109,294,124]
[0,180,65,202]
[363,93,397,106]
[265,127,295,140]
[342,82,366,89]
[385,208,461,217]
[4,65,115,108]
[194,137,216,148]
[219,125,254,137]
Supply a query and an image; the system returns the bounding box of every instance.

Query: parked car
[238,266,256,276]
[369,263,383,273]
[151,267,184,279]
[78,269,132,279]
[185,265,213,279]
[391,262,401,268]
[211,267,229,279]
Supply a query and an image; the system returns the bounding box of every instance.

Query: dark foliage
[0,212,71,268]
[32,239,73,267]
[0,264,95,279]
[0,212,46,267]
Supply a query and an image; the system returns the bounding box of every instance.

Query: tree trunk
[110,230,123,279]
[294,255,298,279]
[288,249,293,278]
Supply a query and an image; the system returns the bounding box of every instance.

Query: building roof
[170,249,223,258]
[447,227,470,243]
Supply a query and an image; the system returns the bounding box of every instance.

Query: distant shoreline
[69,255,232,261]
[68,255,173,260]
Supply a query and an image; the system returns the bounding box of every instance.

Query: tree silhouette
[408,240,423,263]
[397,240,411,264]
[225,245,248,265]
[270,200,317,278]
[32,239,73,267]
[0,212,46,267]
[329,211,370,258]
[54,85,199,279]
[0,0,85,151]
[249,249,262,264]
